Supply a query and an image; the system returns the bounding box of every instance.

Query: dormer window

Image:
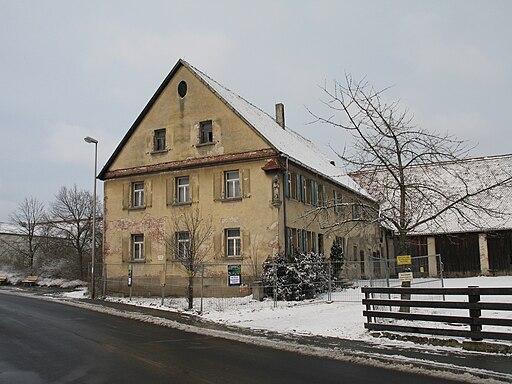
[199,120,213,144]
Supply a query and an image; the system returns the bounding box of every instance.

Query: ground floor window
[132,234,144,260]
[226,228,241,257]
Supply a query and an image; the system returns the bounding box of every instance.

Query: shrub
[261,252,330,301]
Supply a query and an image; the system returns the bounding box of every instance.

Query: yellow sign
[396,255,412,265]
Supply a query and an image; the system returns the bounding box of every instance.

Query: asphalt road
[0,293,462,384]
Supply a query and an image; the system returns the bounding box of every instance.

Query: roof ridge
[182,60,316,146]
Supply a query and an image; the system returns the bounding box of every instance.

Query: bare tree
[48,185,101,280]
[7,197,46,270]
[166,207,213,310]
[310,75,512,255]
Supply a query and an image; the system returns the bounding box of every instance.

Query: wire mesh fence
[92,254,444,312]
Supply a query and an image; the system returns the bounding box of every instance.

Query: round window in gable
[178,81,187,98]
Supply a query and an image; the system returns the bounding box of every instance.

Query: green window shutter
[312,181,318,206]
[285,227,292,256]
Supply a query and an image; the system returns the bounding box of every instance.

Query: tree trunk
[187,275,194,310]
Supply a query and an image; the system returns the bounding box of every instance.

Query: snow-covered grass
[0,269,87,289]
[105,276,512,344]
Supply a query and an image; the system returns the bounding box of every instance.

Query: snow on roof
[0,222,25,235]
[182,61,371,200]
[354,154,512,235]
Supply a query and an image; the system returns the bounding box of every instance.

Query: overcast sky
[1,0,510,222]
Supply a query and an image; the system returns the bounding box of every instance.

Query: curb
[370,331,512,354]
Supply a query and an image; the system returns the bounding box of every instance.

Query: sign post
[396,255,412,313]
[128,265,133,301]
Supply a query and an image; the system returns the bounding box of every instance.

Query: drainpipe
[283,156,289,257]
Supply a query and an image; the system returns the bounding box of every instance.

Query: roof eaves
[98,59,187,180]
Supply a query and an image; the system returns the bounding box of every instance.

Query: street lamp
[84,136,98,299]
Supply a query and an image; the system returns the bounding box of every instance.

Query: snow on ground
[105,276,512,344]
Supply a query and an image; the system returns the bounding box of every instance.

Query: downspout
[283,156,289,257]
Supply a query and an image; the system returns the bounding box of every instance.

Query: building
[98,59,382,296]
[352,154,512,277]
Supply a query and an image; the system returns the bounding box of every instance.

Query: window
[176,176,190,204]
[176,231,190,259]
[132,182,144,207]
[334,190,344,214]
[226,228,241,257]
[153,129,166,152]
[295,174,303,202]
[352,202,361,219]
[132,234,144,260]
[178,81,187,98]
[199,120,213,144]
[290,173,297,199]
[311,180,318,206]
[286,227,293,256]
[225,170,240,198]
[285,173,291,198]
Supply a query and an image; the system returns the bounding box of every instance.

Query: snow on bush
[261,252,330,301]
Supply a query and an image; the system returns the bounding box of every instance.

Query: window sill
[151,149,169,155]
[196,141,216,148]
[221,197,242,203]
[172,201,192,207]
[128,206,146,211]
[129,259,146,263]
[222,256,243,261]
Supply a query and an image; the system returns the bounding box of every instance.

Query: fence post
[364,287,372,324]
[102,262,107,298]
[200,263,205,314]
[399,279,411,313]
[128,264,133,301]
[273,262,277,308]
[327,262,332,303]
[468,285,482,341]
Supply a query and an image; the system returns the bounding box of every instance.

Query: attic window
[199,120,213,144]
[178,81,187,98]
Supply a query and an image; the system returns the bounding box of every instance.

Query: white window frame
[225,170,240,199]
[132,234,144,260]
[176,176,190,204]
[132,182,145,207]
[176,231,190,259]
[226,228,241,257]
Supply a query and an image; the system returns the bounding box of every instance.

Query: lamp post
[84,136,98,299]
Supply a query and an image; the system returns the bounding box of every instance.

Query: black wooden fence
[362,286,512,341]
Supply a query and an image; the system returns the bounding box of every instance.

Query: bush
[261,252,330,301]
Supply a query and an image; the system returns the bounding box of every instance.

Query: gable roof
[352,153,512,235]
[99,59,370,199]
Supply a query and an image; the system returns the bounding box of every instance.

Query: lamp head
[84,136,98,144]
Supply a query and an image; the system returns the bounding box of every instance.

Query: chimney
[275,103,285,129]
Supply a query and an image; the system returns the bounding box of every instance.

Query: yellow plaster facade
[100,60,383,296]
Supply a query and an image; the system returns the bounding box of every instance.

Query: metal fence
[91,255,444,313]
